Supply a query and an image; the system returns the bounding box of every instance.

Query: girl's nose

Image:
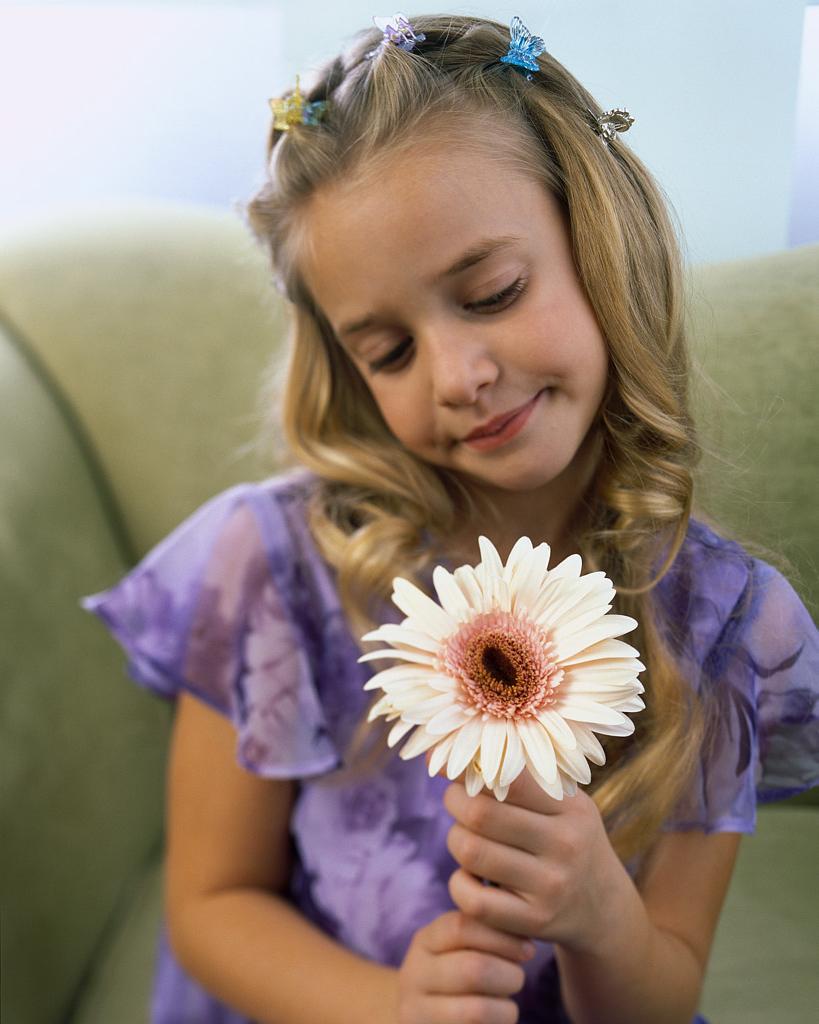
[426,327,499,408]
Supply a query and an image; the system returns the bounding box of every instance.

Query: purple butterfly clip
[368,12,426,57]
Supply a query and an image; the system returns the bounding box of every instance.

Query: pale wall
[0,1,812,263]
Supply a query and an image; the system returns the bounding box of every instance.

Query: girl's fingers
[449,869,542,937]
[428,949,527,997]
[443,785,551,854]
[415,994,519,1024]
[422,910,534,962]
[447,823,542,890]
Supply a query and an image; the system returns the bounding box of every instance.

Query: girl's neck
[430,428,603,570]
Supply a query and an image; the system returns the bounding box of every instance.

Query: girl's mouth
[462,390,546,452]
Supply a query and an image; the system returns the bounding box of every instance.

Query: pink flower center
[438,609,563,719]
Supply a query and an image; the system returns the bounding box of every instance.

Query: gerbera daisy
[359,536,644,801]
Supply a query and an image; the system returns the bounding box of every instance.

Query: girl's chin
[452,462,572,494]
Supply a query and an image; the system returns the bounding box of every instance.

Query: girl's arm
[554,829,741,1024]
[165,693,399,1024]
[169,695,534,1023]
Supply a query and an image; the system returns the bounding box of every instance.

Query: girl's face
[299,136,609,504]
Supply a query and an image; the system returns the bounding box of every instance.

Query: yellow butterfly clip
[268,75,328,131]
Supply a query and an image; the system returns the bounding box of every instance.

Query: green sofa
[1,202,816,1023]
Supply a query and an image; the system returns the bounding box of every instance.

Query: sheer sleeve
[665,554,819,834]
[80,485,342,779]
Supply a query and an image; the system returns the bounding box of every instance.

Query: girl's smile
[461,387,549,451]
[297,131,609,546]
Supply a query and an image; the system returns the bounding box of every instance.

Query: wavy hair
[241,14,706,864]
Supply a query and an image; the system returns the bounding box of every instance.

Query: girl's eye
[369,338,413,373]
[467,277,527,312]
[367,278,527,374]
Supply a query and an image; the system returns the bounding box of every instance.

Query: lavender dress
[80,469,819,1024]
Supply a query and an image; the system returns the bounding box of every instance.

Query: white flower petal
[387,719,415,747]
[571,724,607,766]
[428,732,457,776]
[535,573,612,631]
[556,740,592,784]
[362,664,437,690]
[510,542,552,610]
[503,535,533,583]
[479,718,507,788]
[375,678,442,696]
[558,697,635,732]
[380,692,444,715]
[516,717,558,783]
[424,674,459,693]
[492,781,511,801]
[562,658,645,682]
[478,535,504,580]
[426,702,474,736]
[367,694,394,721]
[358,648,437,666]
[562,680,642,701]
[536,708,578,751]
[521,746,565,800]
[360,624,441,654]
[553,615,638,662]
[570,716,634,739]
[559,638,640,666]
[453,565,486,612]
[465,762,485,797]
[551,595,615,638]
[565,676,642,701]
[609,695,645,714]
[499,721,526,788]
[399,692,457,724]
[432,565,472,620]
[399,616,457,643]
[391,577,458,640]
[447,716,485,779]
[399,726,442,759]
[493,574,512,613]
[547,553,583,580]
[530,575,586,625]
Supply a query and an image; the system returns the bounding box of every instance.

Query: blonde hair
[241,15,706,864]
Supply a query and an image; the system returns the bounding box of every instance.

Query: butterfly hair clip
[268,76,328,131]
[592,108,635,145]
[499,15,546,80]
[367,12,426,58]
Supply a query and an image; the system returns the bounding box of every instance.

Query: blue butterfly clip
[500,15,546,80]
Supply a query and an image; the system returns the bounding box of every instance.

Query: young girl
[81,13,818,1024]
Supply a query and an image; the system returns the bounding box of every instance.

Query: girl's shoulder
[657,515,813,670]
[659,516,818,827]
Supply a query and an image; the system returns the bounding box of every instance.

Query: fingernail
[520,941,536,960]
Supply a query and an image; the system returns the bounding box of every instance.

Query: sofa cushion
[0,320,170,1023]
[0,201,290,559]
[69,859,162,1024]
[700,807,819,1021]
[688,244,819,618]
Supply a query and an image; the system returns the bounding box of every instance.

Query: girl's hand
[443,769,623,955]
[397,909,534,1024]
